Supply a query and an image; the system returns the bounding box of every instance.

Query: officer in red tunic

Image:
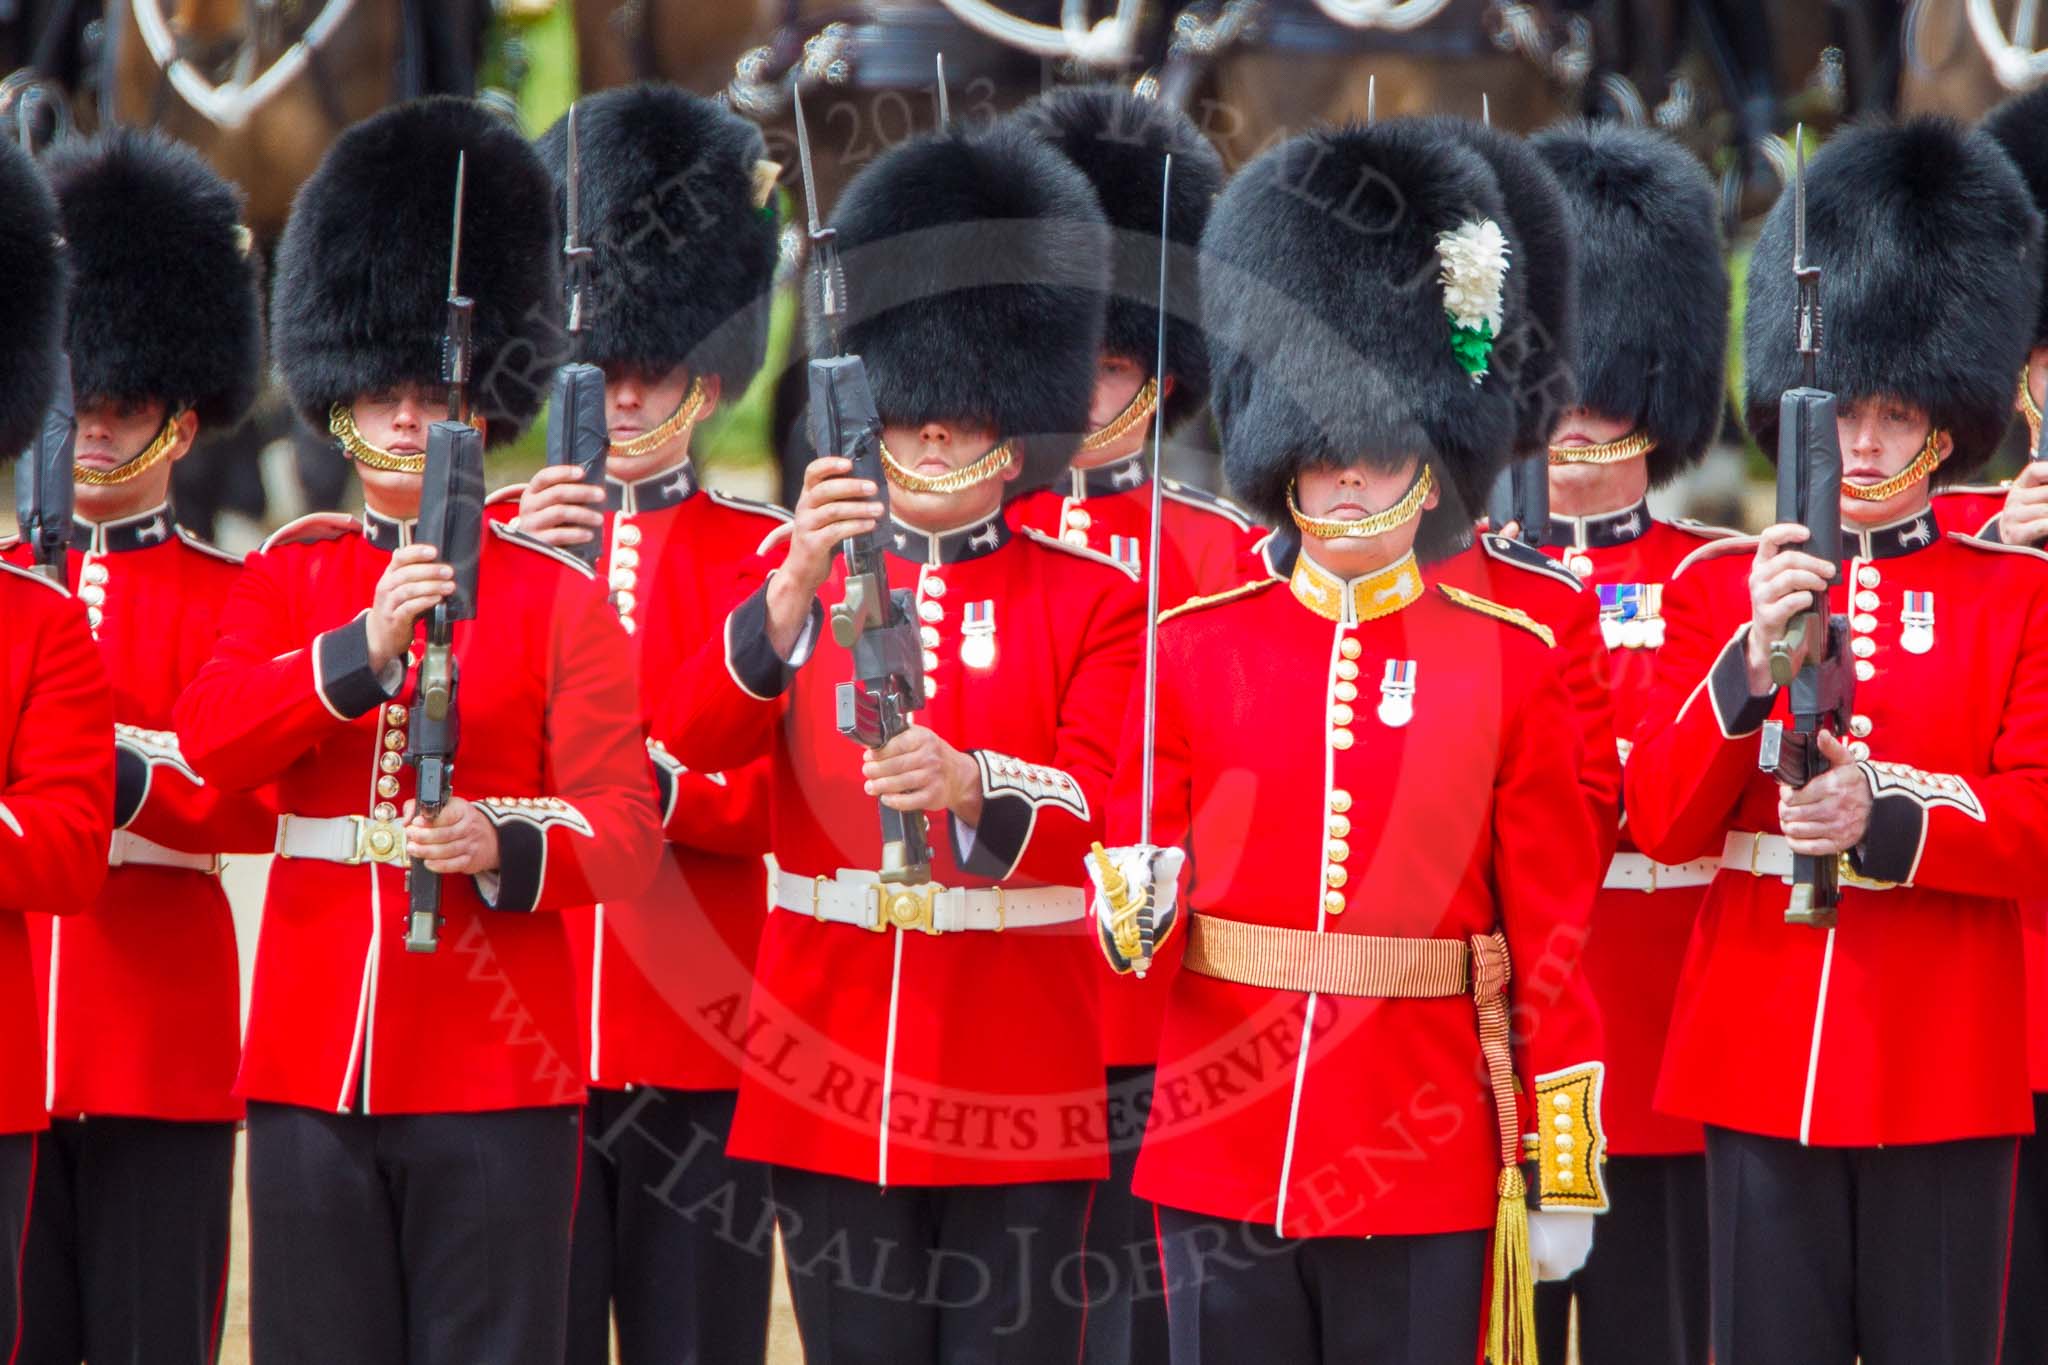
[173,98,662,1365]
[1001,84,1234,1365]
[1090,120,1610,1365]
[0,134,114,1364]
[483,85,788,1365]
[0,128,272,1365]
[653,124,1140,1362]
[1521,120,1730,1365]
[1627,117,2047,1365]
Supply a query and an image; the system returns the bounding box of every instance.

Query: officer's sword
[1134,152,1175,974]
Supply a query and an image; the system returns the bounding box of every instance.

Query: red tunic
[1934,485,2010,542]
[3,508,273,1122]
[1010,458,1267,1068]
[1536,509,1734,1155]
[0,561,113,1134]
[1120,558,1606,1237]
[1628,510,2048,1145]
[655,513,1143,1186]
[487,467,786,1093]
[174,511,662,1116]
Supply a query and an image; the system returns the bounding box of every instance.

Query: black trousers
[564,1086,774,1365]
[1080,1064,1168,1365]
[1157,1203,1487,1364]
[1534,1152,1708,1365]
[1705,1123,2019,1365]
[17,1115,236,1365]
[245,1101,581,1365]
[771,1164,1095,1364]
[0,1133,32,1360]
[1999,1094,2048,1365]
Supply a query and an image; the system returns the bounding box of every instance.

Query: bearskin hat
[1008,84,1224,433]
[272,97,560,446]
[43,128,262,430]
[812,122,1109,494]
[1982,85,2048,349]
[1532,121,1726,485]
[0,139,63,458]
[1205,121,1526,561]
[1427,116,1578,455]
[1743,117,2040,483]
[536,84,779,391]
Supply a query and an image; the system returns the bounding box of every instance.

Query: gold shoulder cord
[1287,467,1434,540]
[73,412,186,486]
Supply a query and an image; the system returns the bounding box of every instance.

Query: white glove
[1528,1210,1596,1282]
[1085,842,1186,975]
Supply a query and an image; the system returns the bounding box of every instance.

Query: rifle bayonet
[442,151,475,425]
[935,52,950,128]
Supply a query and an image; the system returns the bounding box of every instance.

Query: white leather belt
[767,863,1083,935]
[1715,830,1897,891]
[1603,851,1719,891]
[275,814,410,867]
[108,830,220,875]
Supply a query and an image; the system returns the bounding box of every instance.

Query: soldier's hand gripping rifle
[1486,454,1550,547]
[791,86,931,884]
[15,350,75,585]
[405,154,486,954]
[545,100,608,567]
[1759,128,1855,930]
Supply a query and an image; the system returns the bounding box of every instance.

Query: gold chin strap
[1841,428,1945,503]
[73,412,185,486]
[1547,428,1657,466]
[609,377,708,462]
[1287,466,1436,540]
[879,438,1016,494]
[331,403,427,474]
[1078,377,1159,454]
[2020,368,2042,450]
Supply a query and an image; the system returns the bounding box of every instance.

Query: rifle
[15,350,75,584]
[793,85,931,884]
[405,153,486,953]
[1759,126,1855,930]
[545,99,609,567]
[1486,454,1549,546]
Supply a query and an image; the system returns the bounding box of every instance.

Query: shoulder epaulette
[1949,530,2048,563]
[1436,583,1555,647]
[1018,526,1141,581]
[0,558,68,597]
[1161,479,1257,532]
[1671,534,1759,579]
[487,519,597,578]
[1671,518,1741,541]
[1479,533,1582,591]
[753,521,794,558]
[707,488,792,524]
[260,512,358,554]
[175,527,244,565]
[1159,579,1278,624]
[484,483,526,507]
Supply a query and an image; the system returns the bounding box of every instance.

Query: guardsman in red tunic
[1090,120,1610,1365]
[173,99,661,1365]
[483,85,789,1365]
[1521,120,1731,1365]
[1627,118,2047,1365]
[0,129,272,1365]
[1001,84,1232,1365]
[654,125,1140,1362]
[0,135,114,1363]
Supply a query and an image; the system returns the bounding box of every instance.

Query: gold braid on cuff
[2020,369,2042,451]
[609,377,707,461]
[331,403,426,474]
[1078,377,1159,454]
[879,439,1016,494]
[1841,428,1945,502]
[73,412,185,486]
[1287,466,1435,540]
[1547,428,1656,466]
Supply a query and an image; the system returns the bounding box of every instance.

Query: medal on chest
[1900,590,1934,655]
[960,600,998,670]
[1597,582,1664,650]
[1378,659,1417,728]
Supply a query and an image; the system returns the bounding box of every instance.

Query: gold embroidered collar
[1289,550,1423,625]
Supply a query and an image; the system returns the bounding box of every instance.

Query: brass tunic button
[1323,890,1346,915]
[923,675,939,697]
[1334,659,1360,682]
[621,617,637,636]
[1328,814,1351,839]
[1062,530,1090,548]
[82,562,108,585]
[80,584,105,606]
[919,600,944,623]
[615,590,637,615]
[1324,865,1348,889]
[615,522,642,548]
[1855,660,1876,682]
[377,775,401,799]
[1854,591,1880,612]
[1326,839,1350,863]
[1330,703,1355,726]
[1852,614,1877,634]
[925,577,947,598]
[385,704,408,726]
[372,802,398,823]
[612,547,639,569]
[610,571,637,593]
[1330,728,1355,750]
[384,730,406,752]
[1567,555,1593,578]
[920,626,941,648]
[1065,509,1091,530]
[1329,789,1352,813]
[1849,741,1871,761]
[86,607,102,629]
[380,751,404,774]
[1333,680,1358,702]
[922,650,941,672]
[1849,715,1873,738]
[1857,566,1880,589]
[1339,638,1362,661]
[1851,636,1876,659]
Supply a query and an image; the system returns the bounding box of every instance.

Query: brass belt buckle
[868,882,939,934]
[354,814,407,866]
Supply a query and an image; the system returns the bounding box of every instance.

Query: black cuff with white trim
[1850,784,1927,887]
[475,815,545,912]
[315,614,398,720]
[1709,627,1775,738]
[725,582,820,701]
[113,744,149,829]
